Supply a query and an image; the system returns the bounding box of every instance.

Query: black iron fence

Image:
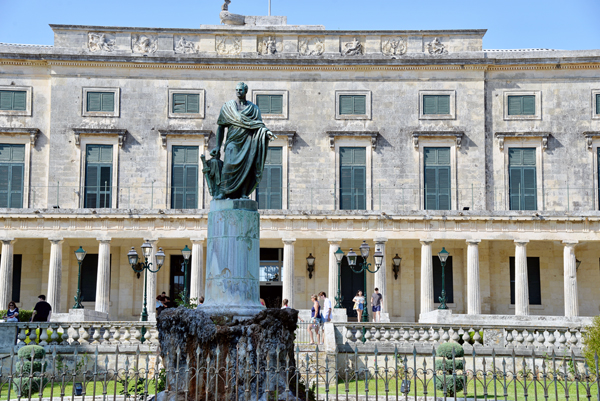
[1,343,599,400]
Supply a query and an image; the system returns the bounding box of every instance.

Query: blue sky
[0,0,598,50]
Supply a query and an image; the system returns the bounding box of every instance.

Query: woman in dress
[308,294,321,345]
[352,290,365,322]
[3,301,19,322]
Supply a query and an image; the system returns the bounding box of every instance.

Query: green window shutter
[85,145,113,208]
[186,94,200,114]
[424,147,451,210]
[509,148,537,210]
[258,147,283,210]
[85,165,99,208]
[0,91,27,111]
[437,166,451,210]
[87,92,102,112]
[597,94,600,115]
[340,166,353,210]
[423,95,450,115]
[508,95,535,116]
[353,165,366,210]
[0,165,9,208]
[12,91,27,111]
[171,146,199,209]
[423,96,437,115]
[437,95,450,114]
[339,95,355,115]
[353,95,366,115]
[9,164,23,208]
[509,167,522,210]
[256,95,270,114]
[268,165,282,209]
[339,147,366,210]
[270,95,283,114]
[100,92,114,112]
[522,167,537,210]
[173,94,187,114]
[0,92,12,110]
[185,165,198,208]
[0,145,25,208]
[172,165,185,209]
[522,95,535,115]
[424,166,437,210]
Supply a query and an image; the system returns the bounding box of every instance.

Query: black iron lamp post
[392,254,402,280]
[306,253,315,279]
[438,247,450,310]
[334,247,345,308]
[128,241,165,342]
[72,246,87,309]
[347,241,384,324]
[181,245,192,304]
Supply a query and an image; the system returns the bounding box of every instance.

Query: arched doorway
[340,255,365,320]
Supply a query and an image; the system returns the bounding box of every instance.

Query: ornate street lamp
[306,253,315,279]
[334,247,345,308]
[392,254,402,280]
[129,241,165,342]
[347,241,384,326]
[72,246,87,309]
[181,245,192,304]
[438,247,450,310]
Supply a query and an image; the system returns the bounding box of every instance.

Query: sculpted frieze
[426,37,447,55]
[381,37,407,57]
[342,37,363,56]
[257,36,282,55]
[216,36,241,55]
[299,37,324,56]
[88,32,115,52]
[174,36,197,54]
[132,35,158,54]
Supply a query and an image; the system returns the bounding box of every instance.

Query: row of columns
[419,239,580,317]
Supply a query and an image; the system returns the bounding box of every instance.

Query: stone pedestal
[198,199,264,320]
[50,309,109,322]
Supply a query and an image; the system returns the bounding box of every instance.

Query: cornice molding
[157,129,213,148]
[412,131,464,149]
[72,128,127,148]
[0,127,39,146]
[494,132,551,151]
[327,131,379,150]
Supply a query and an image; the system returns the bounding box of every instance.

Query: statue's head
[235,82,248,98]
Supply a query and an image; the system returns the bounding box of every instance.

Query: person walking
[352,290,365,322]
[371,288,383,322]
[281,299,290,309]
[308,294,321,345]
[3,301,19,322]
[31,295,52,322]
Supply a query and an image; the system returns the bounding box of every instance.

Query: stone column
[282,239,296,308]
[0,239,15,308]
[47,239,64,313]
[466,239,481,315]
[327,239,342,307]
[374,238,388,313]
[95,239,111,315]
[563,241,579,317]
[514,240,529,316]
[190,238,205,302]
[420,240,434,315]
[145,240,158,321]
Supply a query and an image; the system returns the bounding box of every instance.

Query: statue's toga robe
[217,99,270,199]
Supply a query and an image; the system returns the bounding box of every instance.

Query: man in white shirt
[319,292,332,322]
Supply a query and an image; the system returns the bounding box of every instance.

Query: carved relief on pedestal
[341,37,363,56]
[88,32,115,52]
[426,37,448,55]
[381,37,407,57]
[257,36,282,55]
[298,37,324,56]
[174,36,197,54]
[216,36,241,55]
[132,35,158,54]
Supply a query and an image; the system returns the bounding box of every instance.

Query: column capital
[466,239,481,245]
[282,238,296,245]
[514,240,529,246]
[191,237,206,244]
[48,238,64,244]
[562,240,579,246]
[96,238,111,244]
[375,238,388,244]
[420,239,434,245]
[327,238,342,245]
[0,238,15,245]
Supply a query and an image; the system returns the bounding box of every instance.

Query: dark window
[0,91,27,111]
[433,255,453,304]
[596,94,600,115]
[171,146,198,209]
[169,254,191,302]
[84,145,113,208]
[509,148,536,210]
[0,254,23,303]
[87,92,115,112]
[509,257,541,305]
[257,147,282,209]
[423,95,450,115]
[0,144,25,208]
[339,95,366,115]
[172,93,200,114]
[340,147,366,210]
[256,95,283,115]
[81,254,97,302]
[424,147,451,210]
[260,248,282,282]
[508,95,535,116]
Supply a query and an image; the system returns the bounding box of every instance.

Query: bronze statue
[204,82,276,200]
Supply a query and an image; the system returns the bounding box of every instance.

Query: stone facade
[0,20,599,322]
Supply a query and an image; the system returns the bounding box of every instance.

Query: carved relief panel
[257,36,282,55]
[381,37,407,57]
[88,32,116,52]
[174,36,198,54]
[426,37,448,54]
[298,36,324,56]
[132,34,158,54]
[340,36,364,56]
[216,36,242,55]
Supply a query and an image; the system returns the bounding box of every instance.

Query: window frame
[509,256,542,306]
[0,86,32,117]
[168,89,205,119]
[84,144,114,209]
[171,145,200,210]
[251,90,288,120]
[0,144,26,209]
[82,87,120,117]
[78,137,119,208]
[165,136,205,209]
[423,147,452,211]
[335,90,372,120]
[257,146,283,210]
[508,148,537,211]
[503,90,541,121]
[419,90,456,120]
[592,90,600,120]
[339,147,367,210]
[416,137,458,211]
[0,132,33,208]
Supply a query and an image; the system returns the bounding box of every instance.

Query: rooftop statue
[220,0,246,25]
[205,82,276,200]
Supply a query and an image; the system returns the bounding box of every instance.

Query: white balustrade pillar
[145,240,158,321]
[282,239,296,308]
[514,240,530,316]
[0,239,15,308]
[374,238,388,313]
[95,239,111,314]
[328,239,342,307]
[420,240,434,314]
[563,241,579,317]
[466,239,482,315]
[190,238,205,302]
[47,239,64,313]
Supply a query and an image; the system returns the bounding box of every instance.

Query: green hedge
[0,309,34,322]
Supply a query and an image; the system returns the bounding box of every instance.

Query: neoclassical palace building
[0,15,599,323]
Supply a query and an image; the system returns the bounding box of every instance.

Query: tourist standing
[3,301,19,322]
[371,288,382,322]
[31,295,52,322]
[352,290,365,322]
[308,294,321,345]
[319,292,332,323]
